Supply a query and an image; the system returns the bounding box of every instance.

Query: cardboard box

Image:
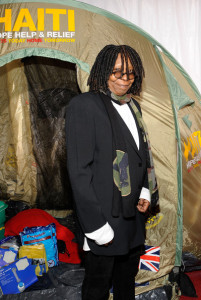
[0,257,38,294]
[0,248,18,268]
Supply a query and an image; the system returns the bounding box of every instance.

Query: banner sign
[0,7,75,44]
[183,130,201,172]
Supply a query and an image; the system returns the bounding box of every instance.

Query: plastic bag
[20,223,58,267]
[19,244,48,276]
[0,236,21,251]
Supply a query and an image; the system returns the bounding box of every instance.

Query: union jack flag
[139,245,160,272]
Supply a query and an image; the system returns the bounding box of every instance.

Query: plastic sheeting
[0,262,175,300]
[135,286,172,300]
[108,285,174,300]
[0,285,173,300]
[0,287,81,300]
[182,252,201,272]
[0,263,84,300]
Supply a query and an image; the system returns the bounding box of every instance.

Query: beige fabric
[162,54,201,259]
[109,275,181,299]
[0,60,37,205]
[180,103,201,259]
[45,209,73,219]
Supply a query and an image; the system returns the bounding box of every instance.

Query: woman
[65,44,158,300]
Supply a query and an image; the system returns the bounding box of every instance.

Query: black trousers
[82,246,142,300]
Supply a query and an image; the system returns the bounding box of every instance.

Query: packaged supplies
[19,244,48,276]
[20,223,58,267]
[5,208,81,264]
[0,235,21,251]
[0,257,38,294]
[0,248,18,268]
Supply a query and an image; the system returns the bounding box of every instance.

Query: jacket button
[139,163,142,167]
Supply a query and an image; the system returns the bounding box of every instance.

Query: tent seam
[0,47,90,73]
[154,46,183,267]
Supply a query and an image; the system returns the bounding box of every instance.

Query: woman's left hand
[137,198,150,213]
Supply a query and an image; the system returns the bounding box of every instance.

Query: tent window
[182,115,192,129]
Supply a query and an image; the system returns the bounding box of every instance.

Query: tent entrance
[0,56,80,211]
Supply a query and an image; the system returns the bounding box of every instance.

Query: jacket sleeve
[65,96,107,233]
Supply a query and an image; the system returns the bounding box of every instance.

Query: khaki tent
[0,0,201,296]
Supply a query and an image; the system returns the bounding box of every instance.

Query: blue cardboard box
[0,248,18,268]
[0,257,38,294]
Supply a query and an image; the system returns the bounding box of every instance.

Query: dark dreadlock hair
[87,44,145,95]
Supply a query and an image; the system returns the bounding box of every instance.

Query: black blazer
[65,92,148,255]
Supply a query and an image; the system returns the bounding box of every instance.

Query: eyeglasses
[112,71,135,80]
